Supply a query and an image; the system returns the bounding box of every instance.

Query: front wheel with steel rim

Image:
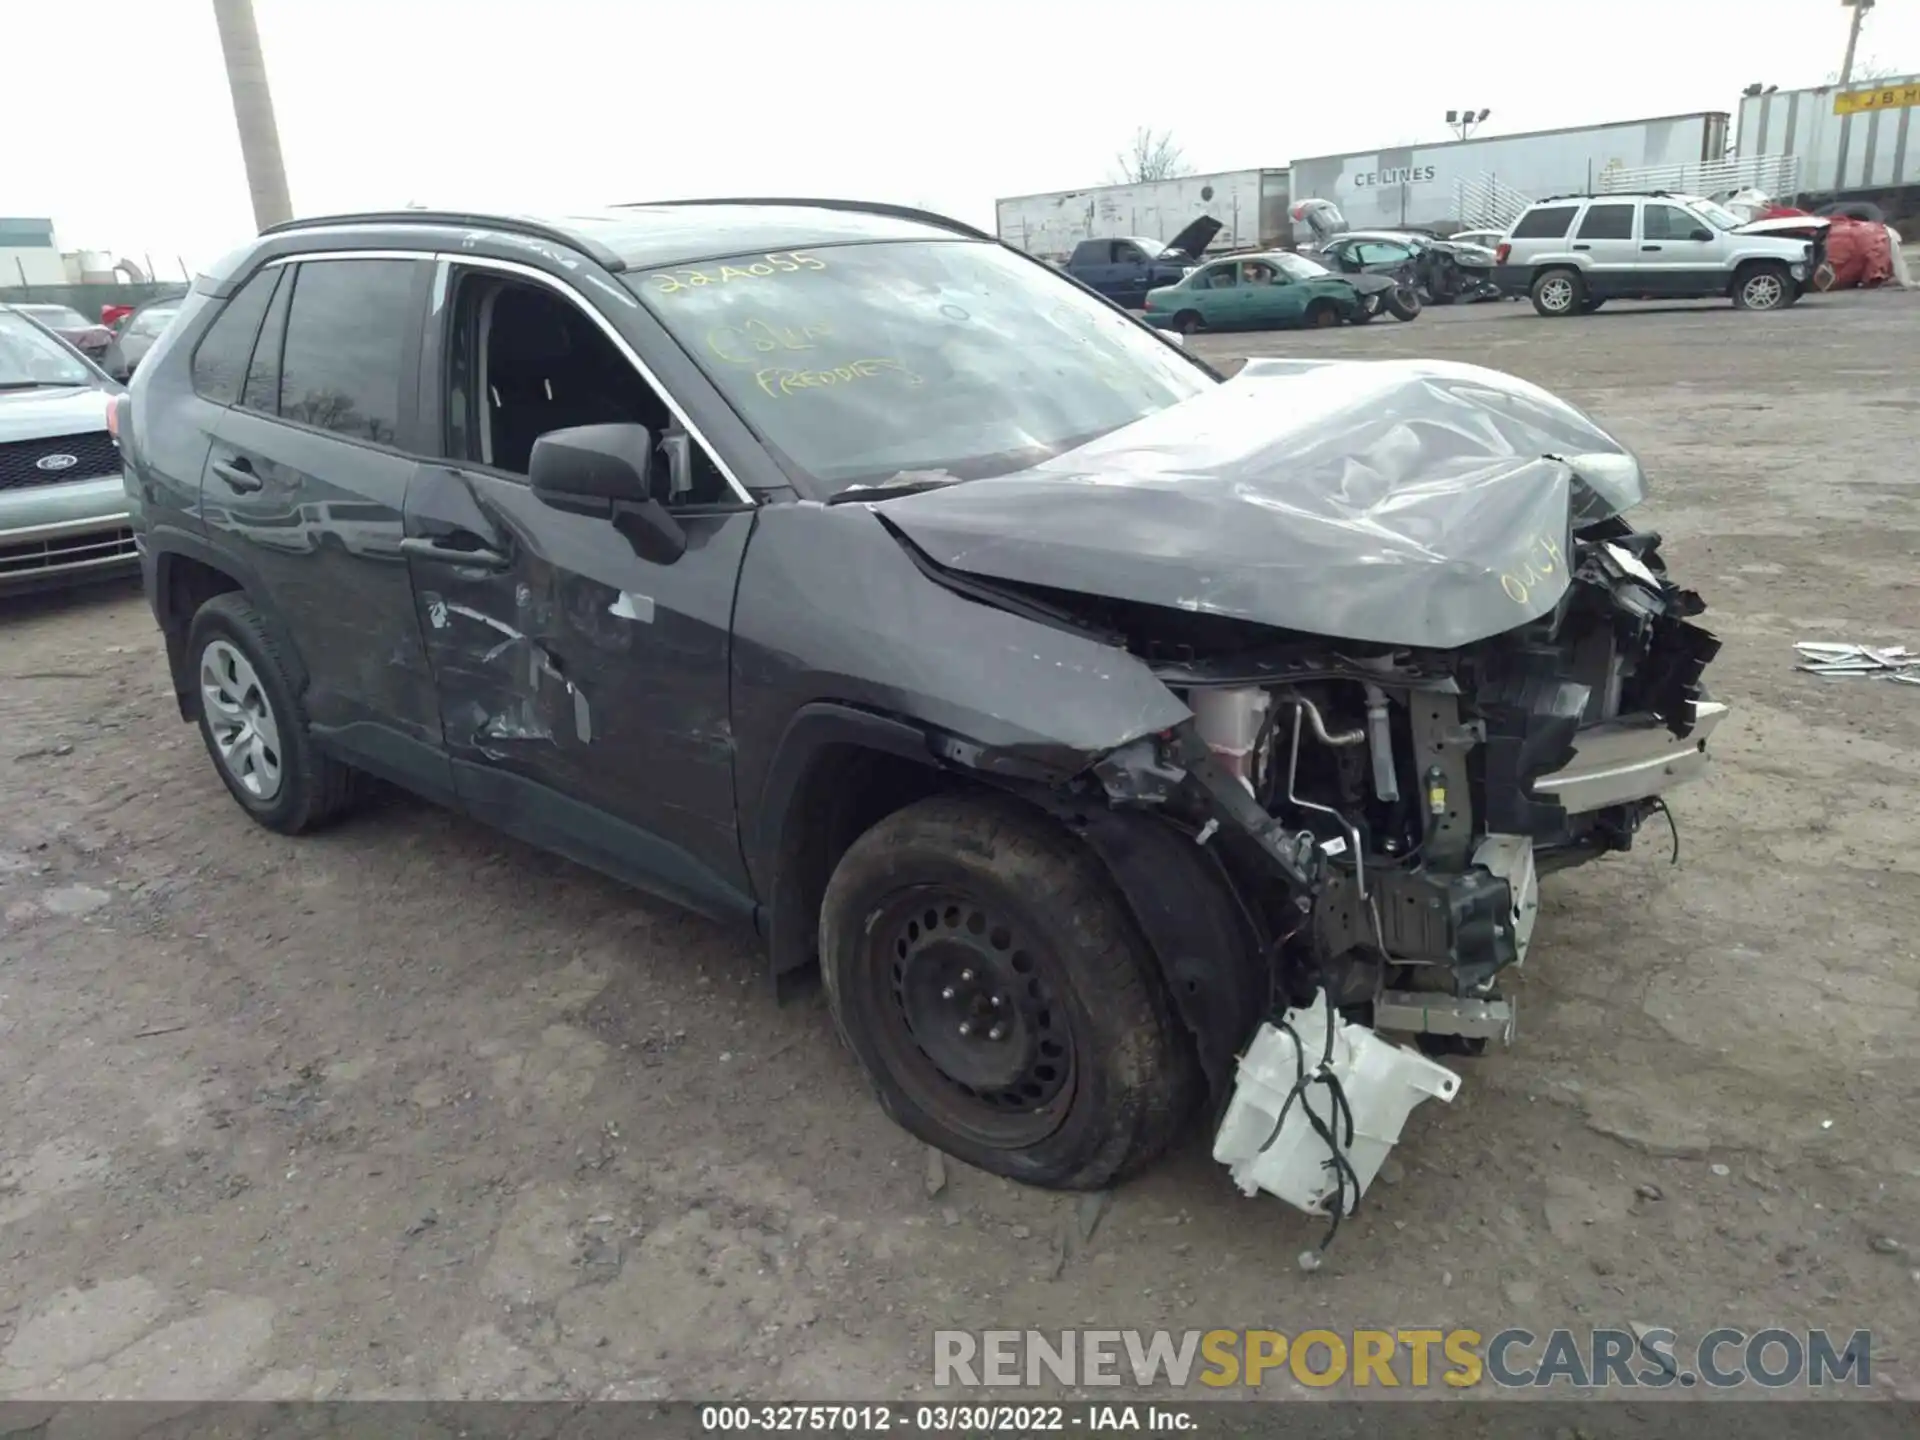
[186,592,362,834]
[1530,268,1584,317]
[819,796,1197,1190]
[1733,262,1794,311]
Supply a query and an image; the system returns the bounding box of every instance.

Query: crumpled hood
[875,357,1649,650]
[0,384,114,441]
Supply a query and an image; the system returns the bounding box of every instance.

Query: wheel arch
[152,535,310,723]
[756,703,1266,1098]
[755,704,958,985]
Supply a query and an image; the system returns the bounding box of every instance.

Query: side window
[189,269,279,406]
[277,259,428,446]
[447,271,732,506]
[1112,242,1147,264]
[1643,204,1703,241]
[1206,266,1237,289]
[242,266,292,414]
[1576,204,1635,241]
[1511,205,1578,240]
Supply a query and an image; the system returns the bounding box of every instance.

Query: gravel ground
[1,291,1917,1405]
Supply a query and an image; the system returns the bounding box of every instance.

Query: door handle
[399,535,510,570]
[1572,244,1592,251]
[211,458,262,493]
[1642,245,1663,251]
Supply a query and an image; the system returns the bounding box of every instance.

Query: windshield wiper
[825,471,966,505]
[0,380,86,391]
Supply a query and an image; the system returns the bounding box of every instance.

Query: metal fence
[1597,154,1803,198]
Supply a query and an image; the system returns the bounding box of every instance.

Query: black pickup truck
[1065,217,1222,307]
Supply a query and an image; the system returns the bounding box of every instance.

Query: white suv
[1494,193,1824,316]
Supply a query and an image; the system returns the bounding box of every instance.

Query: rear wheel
[1173,310,1203,335]
[1733,262,1794,311]
[1530,268,1584,317]
[819,796,1197,1190]
[187,593,362,834]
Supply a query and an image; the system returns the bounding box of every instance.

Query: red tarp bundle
[1760,206,1894,288]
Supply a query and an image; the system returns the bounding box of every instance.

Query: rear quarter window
[1511,206,1579,240]
[191,269,281,406]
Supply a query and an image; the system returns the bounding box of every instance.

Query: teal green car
[1142,252,1414,334]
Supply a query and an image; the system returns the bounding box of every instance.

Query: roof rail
[618,196,996,244]
[255,211,628,271]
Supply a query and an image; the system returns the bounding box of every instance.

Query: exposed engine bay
[1102,516,1721,1038]
[1089,517,1722,1226]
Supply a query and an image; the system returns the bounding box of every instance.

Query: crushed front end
[1094,515,1723,1052]
[874,356,1729,1219]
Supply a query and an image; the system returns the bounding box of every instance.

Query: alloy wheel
[200,639,284,800]
[1538,276,1574,312]
[1743,273,1785,309]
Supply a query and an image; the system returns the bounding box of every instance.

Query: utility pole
[210,0,293,231]
[1839,0,1875,88]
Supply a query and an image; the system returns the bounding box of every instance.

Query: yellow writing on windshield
[652,253,827,296]
[708,318,834,366]
[1499,533,1566,605]
[754,358,921,398]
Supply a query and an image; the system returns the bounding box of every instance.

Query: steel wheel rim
[200,639,284,800]
[1540,277,1574,311]
[866,886,1076,1148]
[1745,274,1783,308]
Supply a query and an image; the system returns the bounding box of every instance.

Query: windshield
[1688,198,1743,230]
[19,305,89,329]
[630,240,1210,494]
[0,312,95,387]
[1272,253,1331,280]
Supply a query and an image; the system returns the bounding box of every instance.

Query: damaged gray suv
[119,202,1725,1196]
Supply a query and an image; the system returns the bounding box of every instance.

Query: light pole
[1446,108,1491,141]
[1839,0,1875,87]
[210,0,293,231]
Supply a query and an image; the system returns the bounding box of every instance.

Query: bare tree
[1826,57,1903,82]
[1113,128,1192,184]
[210,0,293,230]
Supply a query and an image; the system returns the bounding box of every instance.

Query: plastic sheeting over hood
[875,358,1649,650]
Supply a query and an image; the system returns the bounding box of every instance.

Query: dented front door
[402,462,757,921]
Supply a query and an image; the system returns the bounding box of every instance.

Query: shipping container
[996,169,1290,262]
[1737,74,1920,205]
[1288,113,1731,236]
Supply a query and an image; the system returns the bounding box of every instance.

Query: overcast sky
[12,0,1917,277]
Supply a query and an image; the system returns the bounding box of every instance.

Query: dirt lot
[2,292,1917,1405]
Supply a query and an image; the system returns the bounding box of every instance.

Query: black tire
[1303,300,1340,329]
[186,592,362,834]
[1577,297,1607,313]
[1530,267,1585,317]
[1733,261,1795,311]
[819,795,1197,1190]
[1384,287,1422,321]
[1173,310,1203,335]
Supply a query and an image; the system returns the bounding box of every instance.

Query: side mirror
[529,422,687,564]
[1689,228,1715,242]
[530,423,654,511]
